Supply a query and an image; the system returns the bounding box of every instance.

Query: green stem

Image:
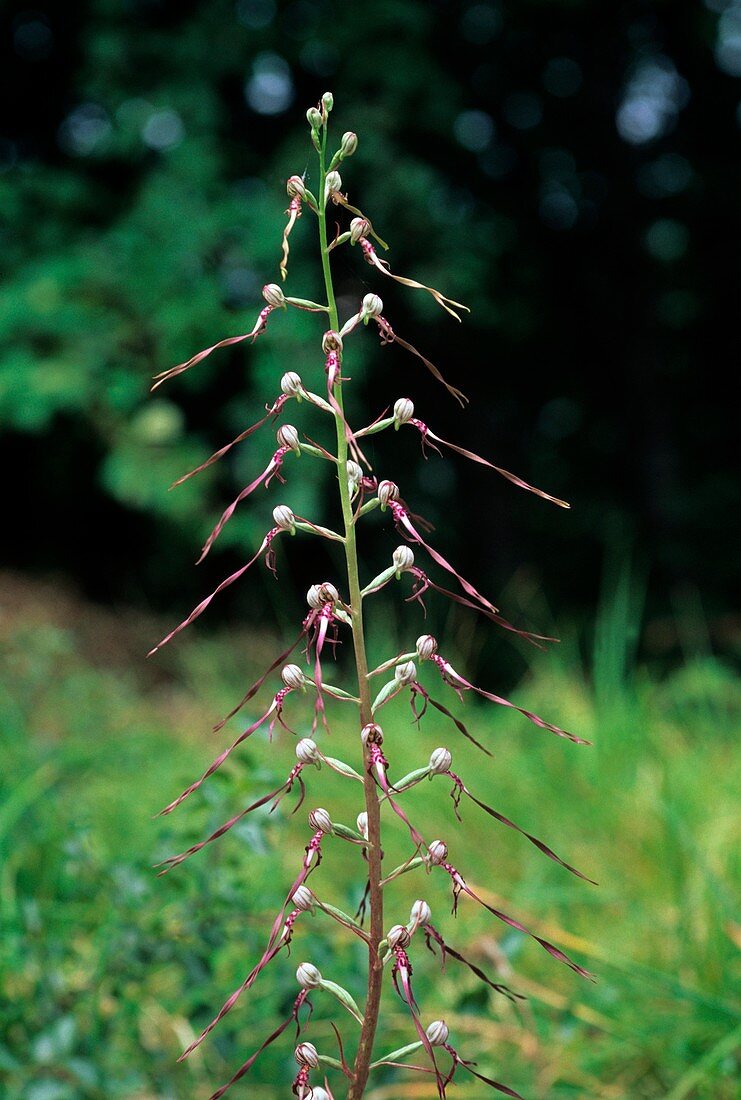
[317,128,384,1100]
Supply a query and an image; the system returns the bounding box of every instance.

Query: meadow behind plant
[0,573,738,1099]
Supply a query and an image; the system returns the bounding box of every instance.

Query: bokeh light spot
[13,15,53,61]
[503,92,543,130]
[644,219,689,262]
[460,3,501,44]
[141,109,185,151]
[616,56,690,144]
[57,104,112,156]
[245,52,294,115]
[454,109,495,152]
[636,153,694,198]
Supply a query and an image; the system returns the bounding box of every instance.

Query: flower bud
[295,1041,319,1068]
[362,292,383,318]
[291,885,316,912]
[361,722,383,746]
[416,634,438,660]
[410,899,431,927]
[287,174,306,199]
[350,216,371,244]
[273,504,295,531]
[281,664,306,690]
[277,423,301,453]
[262,283,285,308]
[306,106,323,131]
[308,1090,330,1100]
[296,962,323,988]
[322,329,343,354]
[306,583,323,609]
[378,479,399,507]
[356,811,368,838]
[296,738,320,764]
[308,807,333,834]
[394,660,417,686]
[347,460,363,488]
[281,370,303,396]
[427,839,448,865]
[426,1019,449,1046]
[318,581,339,604]
[322,91,334,112]
[340,131,358,158]
[386,924,411,949]
[393,545,415,573]
[393,397,415,426]
[325,170,342,197]
[429,747,452,775]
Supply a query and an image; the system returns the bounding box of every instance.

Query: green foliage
[0,591,737,1097]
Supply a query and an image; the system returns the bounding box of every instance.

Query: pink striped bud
[295,1041,319,1068]
[322,91,334,112]
[306,107,322,131]
[296,962,323,988]
[322,329,343,354]
[427,839,448,865]
[393,397,415,426]
[393,545,415,573]
[281,664,306,690]
[361,722,383,746]
[308,807,333,834]
[318,581,339,603]
[296,738,320,764]
[356,811,369,838]
[287,175,306,199]
[426,1019,449,1046]
[409,899,431,928]
[281,371,303,396]
[394,660,417,686]
[378,480,399,508]
[429,747,452,775]
[416,634,438,660]
[386,924,411,949]
[273,505,295,531]
[291,885,316,911]
[276,424,300,454]
[350,216,371,244]
[262,283,285,308]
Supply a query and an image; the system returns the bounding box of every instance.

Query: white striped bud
[322,329,343,354]
[350,216,371,244]
[306,583,323,609]
[393,397,415,426]
[361,722,383,746]
[362,292,383,318]
[281,371,303,396]
[276,424,300,454]
[262,283,285,308]
[325,170,342,199]
[409,899,431,928]
[296,962,323,988]
[429,747,452,775]
[306,107,322,131]
[308,807,333,834]
[286,175,306,199]
[426,1019,449,1046]
[394,660,417,686]
[416,634,438,660]
[296,738,320,764]
[308,1090,330,1100]
[378,480,399,507]
[322,91,334,112]
[356,811,369,838]
[347,460,363,490]
[295,1041,319,1067]
[281,664,306,690]
[291,885,316,912]
[340,131,358,158]
[272,505,295,531]
[393,545,415,573]
[318,581,339,604]
[427,839,448,865]
[386,924,411,949]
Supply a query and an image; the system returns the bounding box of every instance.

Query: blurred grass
[0,571,738,1099]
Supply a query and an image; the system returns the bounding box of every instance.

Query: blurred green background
[0,1,739,1097]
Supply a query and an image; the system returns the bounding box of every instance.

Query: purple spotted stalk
[151,92,593,1100]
